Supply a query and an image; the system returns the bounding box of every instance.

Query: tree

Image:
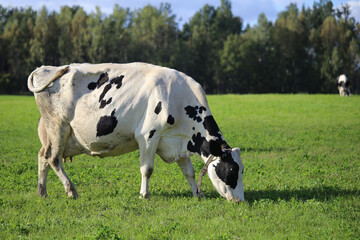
[129,3,177,65]
[1,7,35,92]
[104,5,131,63]
[29,7,59,67]
[0,1,359,94]
[71,8,89,62]
[273,4,306,92]
[56,6,77,64]
[181,0,242,93]
[219,14,274,93]
[87,7,107,63]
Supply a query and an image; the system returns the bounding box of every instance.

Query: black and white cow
[28,63,245,202]
[337,74,350,96]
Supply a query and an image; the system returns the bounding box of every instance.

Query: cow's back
[29,62,242,201]
[29,63,210,159]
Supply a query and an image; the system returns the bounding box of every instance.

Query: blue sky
[2,0,359,27]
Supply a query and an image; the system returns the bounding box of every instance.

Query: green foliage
[220,14,275,93]
[0,94,359,239]
[0,0,359,94]
[129,3,177,65]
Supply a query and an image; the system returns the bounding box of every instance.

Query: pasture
[0,94,359,239]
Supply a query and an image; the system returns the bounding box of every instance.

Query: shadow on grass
[245,186,359,203]
[241,147,287,153]
[151,190,194,199]
[152,186,359,203]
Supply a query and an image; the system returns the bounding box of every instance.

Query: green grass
[0,94,359,239]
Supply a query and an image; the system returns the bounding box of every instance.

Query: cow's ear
[209,140,223,157]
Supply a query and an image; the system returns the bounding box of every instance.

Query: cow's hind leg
[177,157,204,198]
[37,117,50,197]
[38,147,50,197]
[45,123,78,198]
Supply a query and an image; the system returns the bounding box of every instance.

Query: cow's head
[201,142,245,202]
[337,74,350,96]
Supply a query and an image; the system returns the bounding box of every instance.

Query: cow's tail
[27,66,69,93]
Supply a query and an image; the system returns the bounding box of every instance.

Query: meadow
[0,94,359,239]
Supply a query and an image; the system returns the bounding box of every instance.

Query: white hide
[28,63,245,201]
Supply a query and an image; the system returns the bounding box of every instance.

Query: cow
[337,74,350,96]
[27,63,245,202]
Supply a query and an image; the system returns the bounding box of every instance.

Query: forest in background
[0,0,359,94]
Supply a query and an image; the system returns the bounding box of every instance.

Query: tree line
[0,0,359,94]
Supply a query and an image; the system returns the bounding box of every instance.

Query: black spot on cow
[110,75,124,89]
[89,73,122,91]
[199,106,207,113]
[214,151,239,189]
[99,83,112,102]
[185,106,197,120]
[187,132,205,156]
[203,115,219,136]
[203,115,225,145]
[100,101,105,108]
[209,140,223,156]
[88,82,97,90]
[187,133,223,157]
[96,109,118,137]
[201,139,224,157]
[155,102,162,115]
[99,97,112,109]
[167,115,175,125]
[185,105,205,122]
[97,72,109,88]
[149,129,156,139]
[192,127,195,131]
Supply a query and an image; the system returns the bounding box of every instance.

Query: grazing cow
[337,74,350,96]
[28,63,245,202]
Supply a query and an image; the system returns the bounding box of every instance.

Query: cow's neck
[187,114,230,163]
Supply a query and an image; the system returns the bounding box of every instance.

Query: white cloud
[347,1,360,21]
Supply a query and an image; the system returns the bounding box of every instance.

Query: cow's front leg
[177,157,204,198]
[137,136,157,199]
[139,162,154,199]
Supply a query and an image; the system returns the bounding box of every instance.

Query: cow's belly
[69,96,140,158]
[69,122,138,158]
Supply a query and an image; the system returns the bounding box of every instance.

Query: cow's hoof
[196,191,206,200]
[67,191,78,199]
[65,181,78,199]
[37,184,48,197]
[38,192,48,198]
[139,193,150,199]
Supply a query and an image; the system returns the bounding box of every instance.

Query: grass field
[0,94,359,239]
